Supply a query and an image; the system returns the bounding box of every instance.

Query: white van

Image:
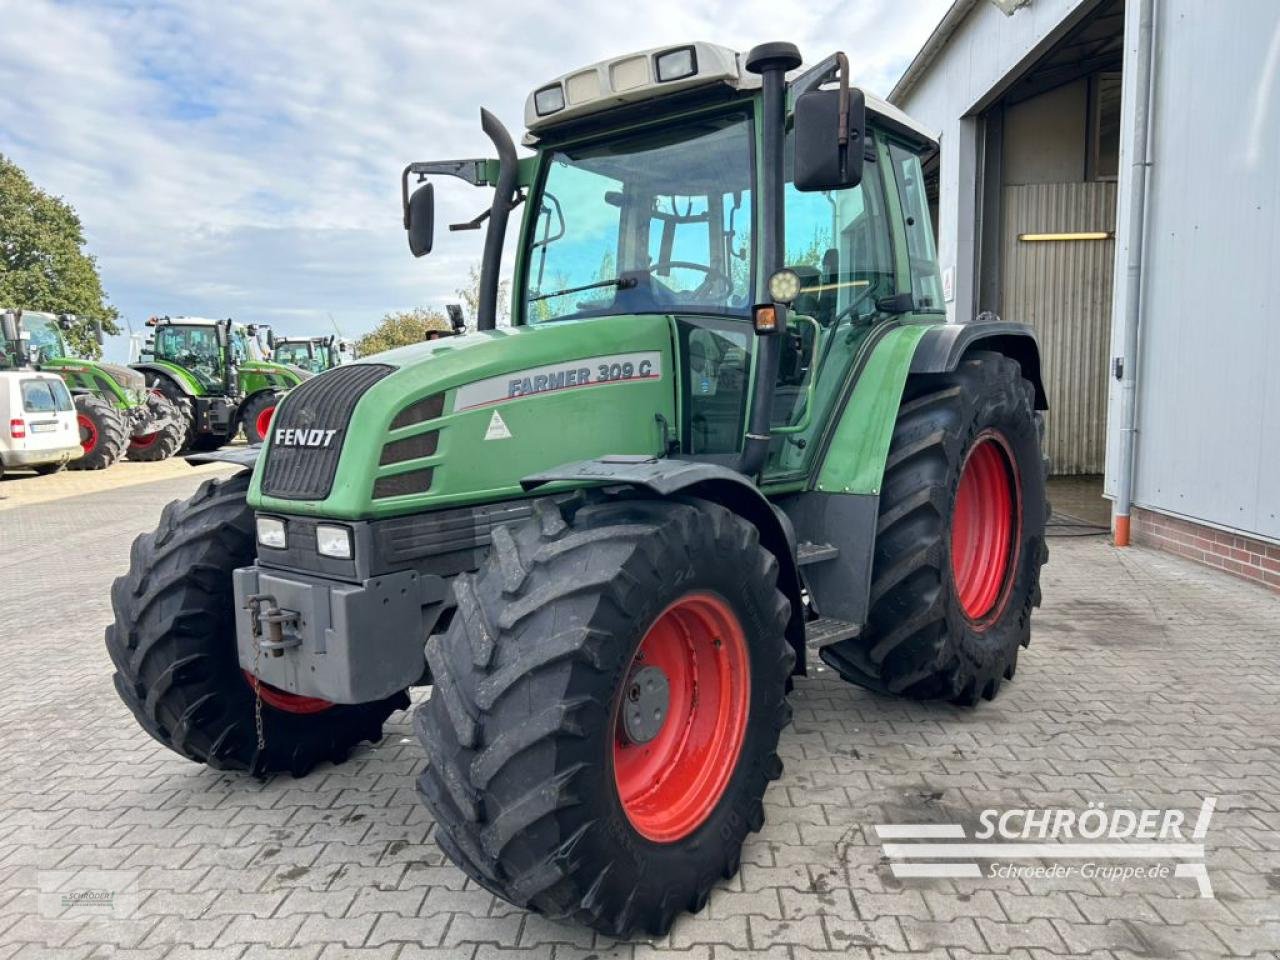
[0,371,81,478]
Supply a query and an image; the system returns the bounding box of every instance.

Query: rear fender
[909,320,1048,409]
[523,457,807,676]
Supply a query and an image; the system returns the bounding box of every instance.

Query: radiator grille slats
[260,364,393,500]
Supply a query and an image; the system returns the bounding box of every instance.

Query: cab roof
[523,41,937,147]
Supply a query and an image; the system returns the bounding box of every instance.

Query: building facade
[890,0,1279,589]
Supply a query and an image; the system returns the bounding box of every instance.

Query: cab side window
[888,142,944,313]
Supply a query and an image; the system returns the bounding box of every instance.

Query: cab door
[761,132,902,482]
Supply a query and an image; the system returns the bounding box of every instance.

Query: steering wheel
[649,260,733,301]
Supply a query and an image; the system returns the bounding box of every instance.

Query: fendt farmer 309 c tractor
[272,335,356,374]
[1,308,187,467]
[135,316,309,448]
[107,42,1049,936]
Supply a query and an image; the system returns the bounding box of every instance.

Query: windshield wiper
[528,275,637,303]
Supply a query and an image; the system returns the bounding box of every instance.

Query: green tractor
[134,315,310,448]
[107,42,1048,936]
[271,335,356,374]
[1,308,187,468]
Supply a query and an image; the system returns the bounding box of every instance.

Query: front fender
[133,361,203,395]
[523,457,807,676]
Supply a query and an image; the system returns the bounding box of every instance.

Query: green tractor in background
[134,316,310,448]
[108,42,1049,936]
[1,308,187,468]
[271,335,356,374]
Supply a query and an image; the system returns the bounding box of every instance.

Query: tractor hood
[248,314,677,519]
[241,358,311,383]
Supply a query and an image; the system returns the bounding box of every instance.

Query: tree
[0,154,120,357]
[456,264,510,327]
[356,307,453,357]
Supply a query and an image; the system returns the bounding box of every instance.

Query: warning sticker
[484,410,512,440]
[454,351,662,412]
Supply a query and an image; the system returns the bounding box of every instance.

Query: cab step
[796,541,840,566]
[804,616,860,646]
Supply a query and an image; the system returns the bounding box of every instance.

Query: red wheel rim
[951,433,1020,620]
[77,414,98,455]
[243,670,333,714]
[612,592,750,843]
[255,406,276,441]
[130,431,158,450]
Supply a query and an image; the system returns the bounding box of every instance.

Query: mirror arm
[400,159,489,228]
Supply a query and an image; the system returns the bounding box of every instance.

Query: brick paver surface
[1,471,1278,959]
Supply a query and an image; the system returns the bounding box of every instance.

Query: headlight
[316,524,352,560]
[655,46,697,82]
[256,517,287,549]
[533,84,565,116]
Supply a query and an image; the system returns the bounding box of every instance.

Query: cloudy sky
[0,0,949,360]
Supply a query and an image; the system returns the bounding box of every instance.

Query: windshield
[154,325,224,390]
[525,110,754,324]
[23,315,67,360]
[275,342,323,372]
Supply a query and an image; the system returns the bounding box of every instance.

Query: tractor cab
[136,316,306,448]
[272,335,351,374]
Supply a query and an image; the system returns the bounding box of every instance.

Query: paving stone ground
[1,470,1278,959]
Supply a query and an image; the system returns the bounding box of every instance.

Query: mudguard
[133,360,204,396]
[909,319,1048,409]
[186,446,260,469]
[523,456,807,675]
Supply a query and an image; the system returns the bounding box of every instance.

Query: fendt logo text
[274,428,338,448]
[876,797,1217,897]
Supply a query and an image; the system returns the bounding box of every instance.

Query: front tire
[127,393,188,462]
[69,394,128,470]
[415,495,794,937]
[820,350,1048,705]
[106,472,409,775]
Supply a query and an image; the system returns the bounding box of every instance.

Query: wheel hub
[612,592,751,843]
[621,665,669,744]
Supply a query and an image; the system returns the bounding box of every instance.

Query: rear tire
[415,495,793,937]
[820,351,1048,705]
[106,472,409,775]
[69,394,128,470]
[240,392,280,445]
[127,393,188,462]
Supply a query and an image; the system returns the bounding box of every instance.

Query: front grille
[261,363,393,500]
[373,467,434,499]
[374,500,534,566]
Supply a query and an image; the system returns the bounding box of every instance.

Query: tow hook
[245,593,301,658]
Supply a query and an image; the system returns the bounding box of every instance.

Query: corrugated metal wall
[1002,181,1116,474]
[1106,0,1280,542]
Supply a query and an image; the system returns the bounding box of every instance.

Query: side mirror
[93,320,104,346]
[406,182,435,257]
[267,330,275,349]
[446,303,465,334]
[793,86,866,192]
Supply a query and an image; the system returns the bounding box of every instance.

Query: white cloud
[0,0,949,359]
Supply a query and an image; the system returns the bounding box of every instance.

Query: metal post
[1114,0,1156,546]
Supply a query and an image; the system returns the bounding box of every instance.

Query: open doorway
[973,0,1124,526]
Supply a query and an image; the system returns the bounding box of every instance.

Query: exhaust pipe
[477,109,519,331]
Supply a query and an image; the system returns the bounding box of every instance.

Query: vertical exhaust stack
[739,42,803,477]
[477,109,520,331]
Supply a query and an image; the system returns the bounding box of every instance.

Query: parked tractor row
[0,309,339,478]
